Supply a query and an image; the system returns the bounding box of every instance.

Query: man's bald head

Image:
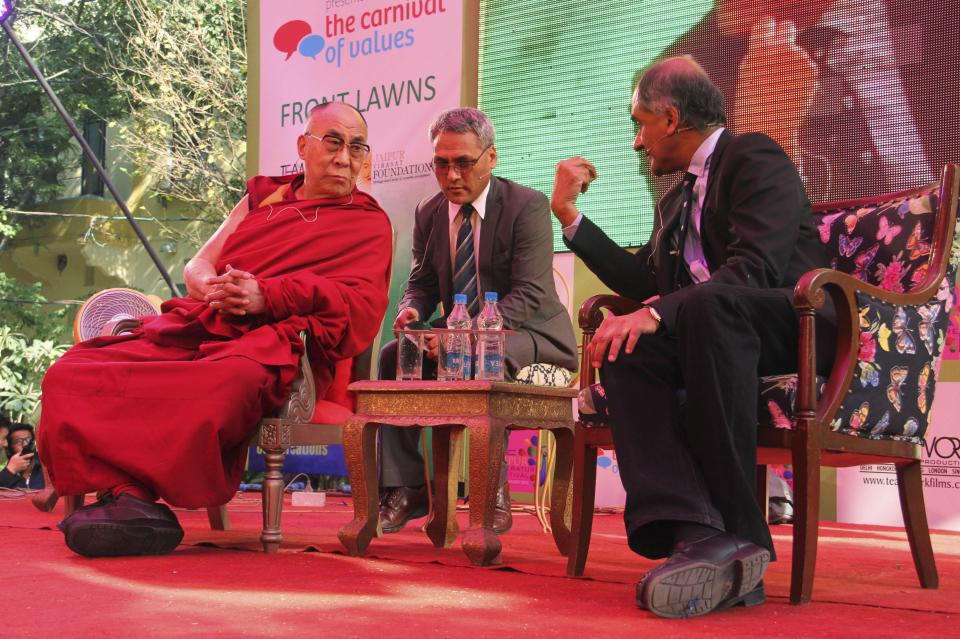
[633,56,726,132]
[303,102,367,135]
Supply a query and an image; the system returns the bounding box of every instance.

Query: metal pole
[2,19,182,297]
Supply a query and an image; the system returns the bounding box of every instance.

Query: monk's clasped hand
[203,264,266,315]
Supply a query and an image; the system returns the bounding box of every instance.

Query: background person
[0,423,44,490]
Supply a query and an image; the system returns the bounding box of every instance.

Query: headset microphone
[642,126,694,157]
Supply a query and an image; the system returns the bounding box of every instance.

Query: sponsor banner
[249,444,347,476]
[837,381,960,531]
[594,447,626,508]
[506,430,542,497]
[257,0,463,475]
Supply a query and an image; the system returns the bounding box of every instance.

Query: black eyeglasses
[12,437,32,446]
[431,146,491,174]
[305,132,371,161]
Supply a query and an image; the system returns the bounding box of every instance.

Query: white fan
[73,288,162,342]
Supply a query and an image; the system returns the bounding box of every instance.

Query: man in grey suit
[378,107,578,534]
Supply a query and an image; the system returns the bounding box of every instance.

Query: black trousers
[378,339,509,489]
[601,282,834,560]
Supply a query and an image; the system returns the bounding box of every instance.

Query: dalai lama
[39,102,392,558]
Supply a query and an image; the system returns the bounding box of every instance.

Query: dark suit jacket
[399,176,578,374]
[565,131,829,330]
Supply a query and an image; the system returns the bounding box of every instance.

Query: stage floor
[7,492,958,637]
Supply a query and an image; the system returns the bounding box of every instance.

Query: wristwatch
[647,305,663,331]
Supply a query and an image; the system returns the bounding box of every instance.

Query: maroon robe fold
[39,175,392,508]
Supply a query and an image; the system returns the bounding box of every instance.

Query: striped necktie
[453,204,479,315]
[673,172,697,288]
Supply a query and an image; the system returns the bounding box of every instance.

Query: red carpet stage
[8,493,958,637]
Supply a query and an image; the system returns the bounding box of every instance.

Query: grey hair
[428,108,496,147]
[633,56,726,131]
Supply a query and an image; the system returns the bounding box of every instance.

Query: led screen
[480,1,960,251]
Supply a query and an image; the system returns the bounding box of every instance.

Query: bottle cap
[454,293,467,304]
[484,291,498,302]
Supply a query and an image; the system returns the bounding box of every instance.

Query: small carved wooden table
[337,380,577,566]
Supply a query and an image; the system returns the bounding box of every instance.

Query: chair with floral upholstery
[568,164,959,605]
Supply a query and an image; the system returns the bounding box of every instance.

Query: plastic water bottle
[476,291,504,381]
[440,293,473,381]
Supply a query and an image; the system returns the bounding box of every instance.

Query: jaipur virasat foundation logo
[273,1,449,67]
[370,149,433,185]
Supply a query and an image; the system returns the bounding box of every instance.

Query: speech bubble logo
[298,34,326,60]
[274,20,312,61]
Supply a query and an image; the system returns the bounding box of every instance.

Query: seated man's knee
[379,339,399,380]
[598,334,659,379]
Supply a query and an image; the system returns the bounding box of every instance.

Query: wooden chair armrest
[578,294,643,332]
[576,294,643,389]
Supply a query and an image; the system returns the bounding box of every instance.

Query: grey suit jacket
[398,176,578,375]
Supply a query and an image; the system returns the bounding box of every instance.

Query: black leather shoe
[493,479,513,534]
[636,532,769,618]
[379,485,429,533]
[58,493,184,557]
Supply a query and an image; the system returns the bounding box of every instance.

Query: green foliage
[110,0,248,240]
[0,327,67,422]
[0,273,68,422]
[0,0,248,247]
[0,272,68,341]
[0,0,133,212]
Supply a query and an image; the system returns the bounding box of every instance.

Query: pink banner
[258,1,463,313]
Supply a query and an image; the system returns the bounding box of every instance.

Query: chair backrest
[812,168,959,443]
[814,183,945,293]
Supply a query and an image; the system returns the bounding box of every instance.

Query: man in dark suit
[378,107,579,535]
[551,56,832,617]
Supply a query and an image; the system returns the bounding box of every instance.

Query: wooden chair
[32,288,231,530]
[567,164,959,605]
[256,336,374,553]
[257,224,394,552]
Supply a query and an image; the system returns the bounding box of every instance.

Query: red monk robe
[39,174,392,508]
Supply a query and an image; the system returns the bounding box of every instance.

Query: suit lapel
[477,176,501,293]
[702,129,731,212]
